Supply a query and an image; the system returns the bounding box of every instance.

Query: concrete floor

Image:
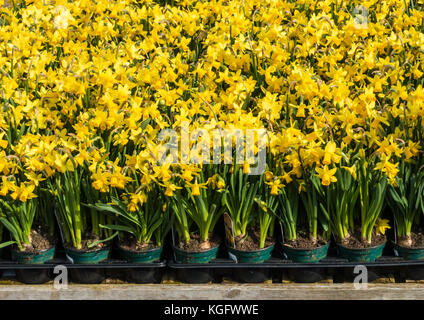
[1,283,424,300]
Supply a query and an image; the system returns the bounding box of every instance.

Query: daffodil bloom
[154,165,172,182]
[264,171,273,181]
[181,168,194,182]
[0,132,8,149]
[375,218,391,235]
[1,0,424,253]
[0,177,15,196]
[243,161,250,174]
[266,179,283,195]
[342,165,357,180]
[164,183,181,197]
[185,179,208,196]
[216,177,225,189]
[316,166,338,186]
[10,184,37,202]
[322,141,341,165]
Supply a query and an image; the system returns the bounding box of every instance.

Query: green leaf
[87,231,118,248]
[0,241,16,249]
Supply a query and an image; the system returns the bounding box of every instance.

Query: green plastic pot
[65,246,110,264]
[173,245,219,263]
[119,245,163,263]
[11,246,55,264]
[226,244,275,263]
[394,242,424,260]
[337,241,386,262]
[281,242,329,263]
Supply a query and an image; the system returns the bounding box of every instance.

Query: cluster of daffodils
[0,0,423,251]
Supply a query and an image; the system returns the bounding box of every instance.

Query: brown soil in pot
[119,236,157,252]
[20,225,56,253]
[177,233,220,252]
[234,227,274,251]
[63,232,110,252]
[397,231,424,248]
[339,230,386,249]
[284,231,327,249]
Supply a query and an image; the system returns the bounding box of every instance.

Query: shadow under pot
[11,246,56,284]
[65,246,111,284]
[281,242,329,263]
[393,241,424,260]
[336,241,386,262]
[226,243,275,263]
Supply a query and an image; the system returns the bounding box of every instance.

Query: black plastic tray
[168,255,424,268]
[0,258,166,269]
[0,249,167,284]
[167,251,424,283]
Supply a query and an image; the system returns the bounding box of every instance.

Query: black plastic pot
[175,268,214,283]
[124,267,164,284]
[287,268,325,283]
[9,245,56,284]
[69,268,106,284]
[233,268,270,283]
[15,269,52,284]
[405,266,424,280]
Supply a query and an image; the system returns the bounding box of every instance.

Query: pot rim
[118,244,163,254]
[11,245,56,255]
[226,242,275,253]
[173,242,220,254]
[281,241,329,251]
[64,244,111,254]
[336,240,387,251]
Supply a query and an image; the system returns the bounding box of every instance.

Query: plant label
[224,213,235,248]
[171,226,177,262]
[279,222,288,259]
[65,254,74,264]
